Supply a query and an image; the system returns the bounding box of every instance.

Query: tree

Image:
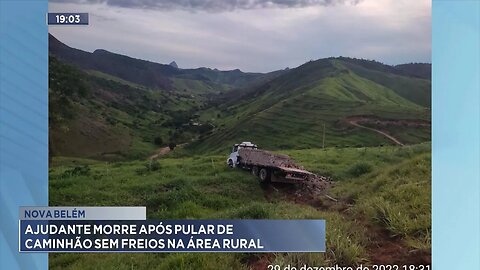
[154,137,163,146]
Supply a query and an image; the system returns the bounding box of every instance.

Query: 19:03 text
[55,15,81,24]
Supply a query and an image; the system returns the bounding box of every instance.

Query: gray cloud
[49,0,431,72]
[51,0,361,12]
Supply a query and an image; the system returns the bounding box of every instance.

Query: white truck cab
[227,142,258,168]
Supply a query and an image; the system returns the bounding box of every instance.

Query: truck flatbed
[227,142,316,184]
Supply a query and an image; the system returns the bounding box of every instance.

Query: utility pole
[322,123,326,149]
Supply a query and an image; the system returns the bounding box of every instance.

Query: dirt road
[348,120,404,146]
[148,146,171,160]
[149,143,188,159]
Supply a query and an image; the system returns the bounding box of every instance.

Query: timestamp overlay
[266,264,430,270]
[47,13,88,25]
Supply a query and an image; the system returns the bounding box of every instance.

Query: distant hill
[49,34,174,90]
[48,34,276,92]
[338,58,431,107]
[335,57,431,80]
[394,63,431,80]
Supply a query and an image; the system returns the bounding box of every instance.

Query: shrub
[348,162,372,177]
[61,165,90,178]
[154,137,163,146]
[135,168,147,175]
[136,160,161,175]
[168,142,176,150]
[146,160,161,171]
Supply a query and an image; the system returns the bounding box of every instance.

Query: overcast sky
[49,0,431,72]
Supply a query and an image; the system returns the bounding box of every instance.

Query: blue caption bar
[47,13,88,25]
[19,220,325,252]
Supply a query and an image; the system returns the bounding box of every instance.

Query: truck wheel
[259,168,271,183]
[227,159,234,168]
[252,166,259,176]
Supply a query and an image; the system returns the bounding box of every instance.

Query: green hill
[49,56,215,160]
[189,58,430,153]
[339,58,431,107]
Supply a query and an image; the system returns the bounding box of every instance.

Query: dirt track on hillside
[148,146,171,159]
[346,117,431,146]
[149,143,188,159]
[348,120,404,146]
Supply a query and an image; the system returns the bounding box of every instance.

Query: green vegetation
[347,162,373,177]
[49,56,215,160]
[340,59,431,107]
[332,151,431,250]
[49,144,430,269]
[189,59,430,154]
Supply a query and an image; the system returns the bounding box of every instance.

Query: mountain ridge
[49,33,430,92]
[48,34,278,92]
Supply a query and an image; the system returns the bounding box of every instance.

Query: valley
[48,34,431,159]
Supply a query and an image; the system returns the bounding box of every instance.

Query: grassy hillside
[190,59,430,153]
[49,143,431,269]
[49,56,215,160]
[340,59,431,107]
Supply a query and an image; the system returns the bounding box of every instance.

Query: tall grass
[49,144,430,268]
[332,152,431,249]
